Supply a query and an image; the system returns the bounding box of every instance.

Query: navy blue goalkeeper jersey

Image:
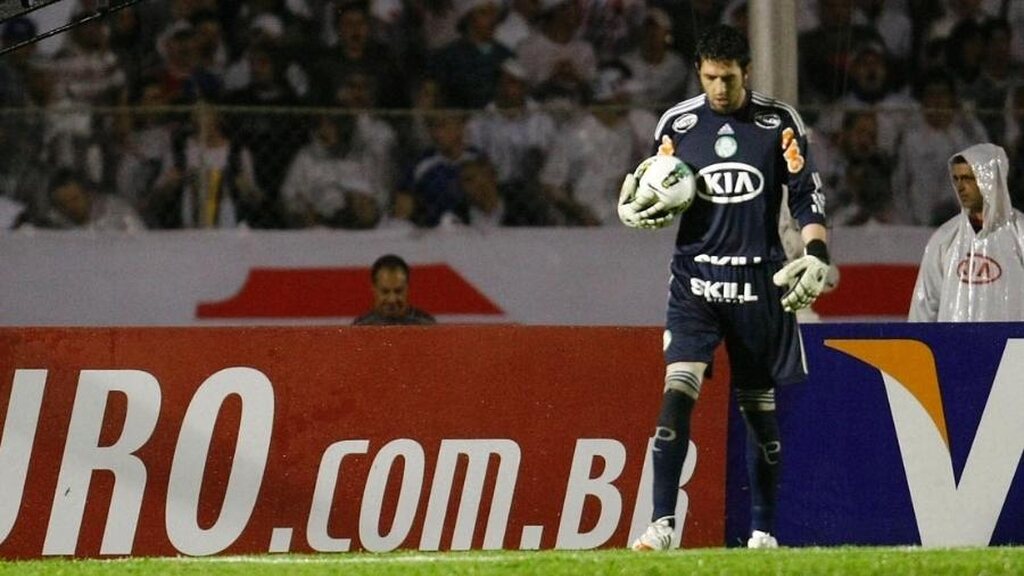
[654,91,826,264]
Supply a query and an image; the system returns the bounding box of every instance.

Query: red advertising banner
[0,327,729,558]
[196,266,505,319]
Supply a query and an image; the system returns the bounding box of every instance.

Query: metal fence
[0,101,1016,232]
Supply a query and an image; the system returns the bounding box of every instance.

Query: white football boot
[631,516,674,551]
[746,530,779,549]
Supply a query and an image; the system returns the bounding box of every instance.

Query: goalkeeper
[622,25,829,551]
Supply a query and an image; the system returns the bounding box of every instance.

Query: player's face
[372,268,410,318]
[698,59,748,114]
[951,162,983,215]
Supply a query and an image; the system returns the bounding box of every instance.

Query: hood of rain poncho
[948,143,1013,236]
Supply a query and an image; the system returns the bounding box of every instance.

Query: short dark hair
[951,155,969,166]
[695,24,750,68]
[371,254,410,283]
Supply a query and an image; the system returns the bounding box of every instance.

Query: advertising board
[0,327,730,558]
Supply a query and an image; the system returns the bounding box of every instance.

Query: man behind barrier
[353,254,437,325]
[909,144,1024,321]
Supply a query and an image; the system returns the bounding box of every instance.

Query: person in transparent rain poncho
[909,143,1024,322]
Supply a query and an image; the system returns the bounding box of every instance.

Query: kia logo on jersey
[754,112,781,129]
[956,255,1002,284]
[672,113,698,133]
[695,163,765,204]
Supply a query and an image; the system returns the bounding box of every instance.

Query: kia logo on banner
[956,255,1002,284]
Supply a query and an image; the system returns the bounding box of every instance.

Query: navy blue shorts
[664,258,807,389]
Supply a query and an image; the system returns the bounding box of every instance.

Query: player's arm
[800,222,827,245]
[771,109,832,312]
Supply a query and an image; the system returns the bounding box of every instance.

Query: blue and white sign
[726,323,1024,547]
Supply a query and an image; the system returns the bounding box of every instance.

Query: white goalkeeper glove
[617,135,680,230]
[772,240,831,313]
[617,173,678,229]
[617,173,643,227]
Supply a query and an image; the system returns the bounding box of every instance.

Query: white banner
[0,225,930,326]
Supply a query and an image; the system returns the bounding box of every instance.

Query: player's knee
[664,362,706,400]
[735,388,776,412]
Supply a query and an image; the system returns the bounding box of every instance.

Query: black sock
[651,389,696,525]
[742,409,780,534]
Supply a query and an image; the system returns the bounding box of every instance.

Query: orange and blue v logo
[826,340,949,446]
[826,339,1024,547]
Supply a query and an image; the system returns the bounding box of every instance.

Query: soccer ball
[633,154,696,213]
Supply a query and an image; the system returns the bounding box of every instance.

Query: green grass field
[1,547,1022,576]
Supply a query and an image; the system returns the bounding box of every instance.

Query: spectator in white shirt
[622,7,693,107]
[115,81,175,221]
[42,170,145,231]
[280,113,381,229]
[465,59,558,225]
[814,39,916,156]
[517,0,597,105]
[893,69,988,226]
[540,61,656,225]
[46,14,127,107]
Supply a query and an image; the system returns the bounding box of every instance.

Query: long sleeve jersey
[654,91,826,264]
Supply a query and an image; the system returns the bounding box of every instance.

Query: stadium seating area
[1,0,1023,231]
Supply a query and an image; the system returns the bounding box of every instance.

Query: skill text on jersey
[690,278,759,303]
[694,254,764,266]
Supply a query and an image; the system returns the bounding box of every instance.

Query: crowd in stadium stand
[1,0,1024,230]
